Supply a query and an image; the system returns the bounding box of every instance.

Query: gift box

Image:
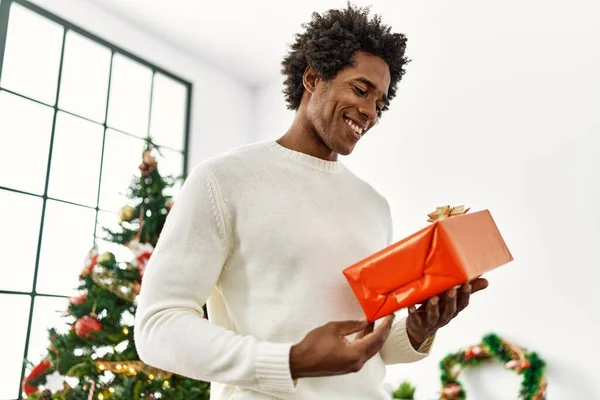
[343,206,513,322]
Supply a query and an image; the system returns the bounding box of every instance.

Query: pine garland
[439,333,547,400]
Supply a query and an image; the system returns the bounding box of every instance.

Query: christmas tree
[21,140,210,400]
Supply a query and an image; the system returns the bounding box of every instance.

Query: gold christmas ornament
[97,252,116,265]
[119,205,136,222]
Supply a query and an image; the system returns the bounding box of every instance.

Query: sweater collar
[268,141,344,174]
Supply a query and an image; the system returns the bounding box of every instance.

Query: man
[135,4,487,399]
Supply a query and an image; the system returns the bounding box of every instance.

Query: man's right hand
[289,314,395,379]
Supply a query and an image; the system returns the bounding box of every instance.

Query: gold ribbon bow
[427,205,470,223]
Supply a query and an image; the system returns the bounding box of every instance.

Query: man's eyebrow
[352,77,389,105]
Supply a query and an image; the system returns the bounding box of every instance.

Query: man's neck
[277,114,338,162]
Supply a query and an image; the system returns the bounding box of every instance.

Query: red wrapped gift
[343,206,513,322]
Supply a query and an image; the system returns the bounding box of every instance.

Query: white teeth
[345,119,363,136]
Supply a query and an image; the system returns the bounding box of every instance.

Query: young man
[135,4,487,399]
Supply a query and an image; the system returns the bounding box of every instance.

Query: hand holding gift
[289,314,396,379]
[343,205,513,324]
[405,276,489,349]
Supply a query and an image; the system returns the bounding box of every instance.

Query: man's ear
[302,66,320,94]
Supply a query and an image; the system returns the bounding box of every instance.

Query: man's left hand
[406,278,489,350]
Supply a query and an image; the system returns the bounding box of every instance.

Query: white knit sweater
[134,141,431,400]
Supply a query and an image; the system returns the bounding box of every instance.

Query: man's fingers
[335,320,370,336]
[382,314,395,329]
[456,283,471,312]
[440,288,457,325]
[352,314,395,355]
[470,277,489,294]
[407,306,422,329]
[355,321,375,340]
[367,315,395,354]
[426,296,440,326]
[406,306,426,329]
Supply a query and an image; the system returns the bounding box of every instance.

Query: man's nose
[357,100,377,124]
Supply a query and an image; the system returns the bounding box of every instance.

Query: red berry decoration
[69,292,88,305]
[74,316,102,338]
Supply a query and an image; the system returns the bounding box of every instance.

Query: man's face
[306,51,391,156]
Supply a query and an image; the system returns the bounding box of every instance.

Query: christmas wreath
[439,333,547,400]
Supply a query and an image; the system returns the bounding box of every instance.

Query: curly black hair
[281,2,410,113]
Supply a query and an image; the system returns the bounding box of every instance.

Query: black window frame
[0,1,192,398]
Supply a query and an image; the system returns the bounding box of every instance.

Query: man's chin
[337,145,355,157]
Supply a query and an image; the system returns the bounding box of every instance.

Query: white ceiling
[85,0,407,87]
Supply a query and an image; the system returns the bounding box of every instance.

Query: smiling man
[134,4,487,400]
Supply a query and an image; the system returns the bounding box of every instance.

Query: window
[0,1,192,398]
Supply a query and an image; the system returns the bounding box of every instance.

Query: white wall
[253,77,295,141]
[254,1,600,398]
[29,0,254,170]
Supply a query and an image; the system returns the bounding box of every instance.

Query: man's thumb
[335,319,370,336]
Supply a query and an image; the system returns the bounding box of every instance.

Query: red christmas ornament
[69,292,88,305]
[22,383,38,397]
[74,316,102,338]
[127,239,154,280]
[166,201,174,212]
[81,247,99,276]
[22,357,51,395]
[136,252,152,277]
[139,150,157,176]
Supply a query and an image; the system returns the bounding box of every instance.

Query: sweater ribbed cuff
[390,318,434,362]
[255,342,296,393]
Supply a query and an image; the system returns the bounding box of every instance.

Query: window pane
[98,130,146,213]
[36,200,96,296]
[0,91,54,194]
[106,54,152,137]
[0,190,43,292]
[0,294,31,400]
[58,31,112,123]
[156,148,184,198]
[47,112,104,207]
[149,74,187,151]
[26,296,71,365]
[0,3,64,105]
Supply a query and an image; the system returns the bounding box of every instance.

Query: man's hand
[290,314,395,379]
[406,278,489,349]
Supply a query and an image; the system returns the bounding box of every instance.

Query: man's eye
[353,86,367,96]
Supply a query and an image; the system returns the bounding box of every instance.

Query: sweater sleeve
[379,316,434,365]
[134,164,296,394]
